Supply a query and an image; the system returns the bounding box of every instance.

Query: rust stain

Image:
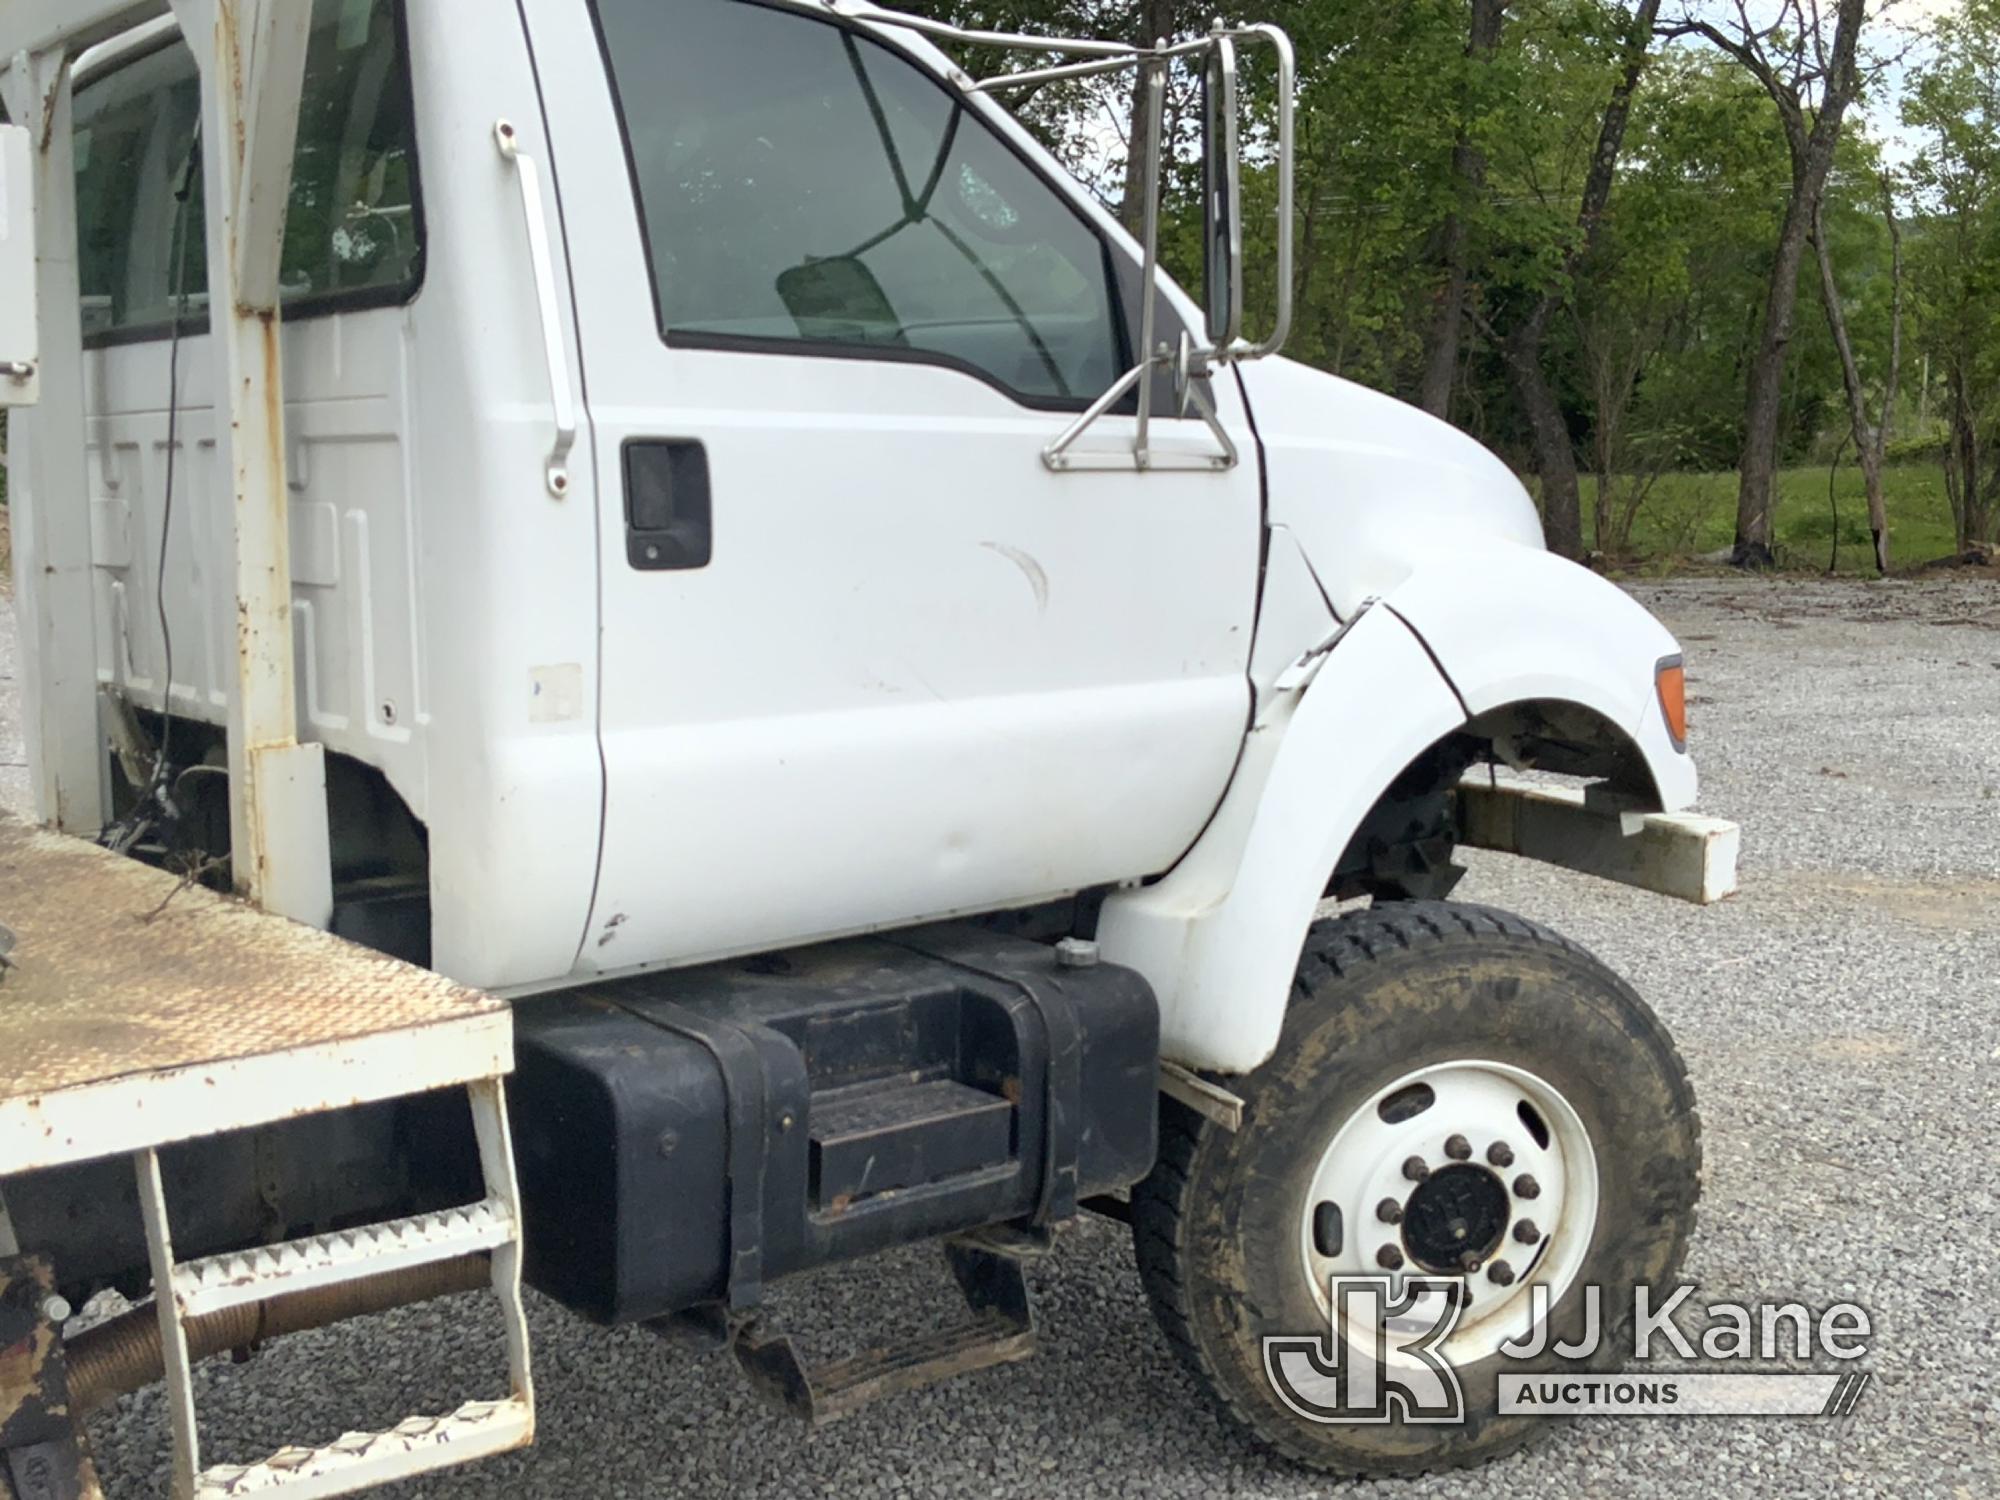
[0,1332,41,1410]
[221,0,247,168]
[0,1258,65,1438]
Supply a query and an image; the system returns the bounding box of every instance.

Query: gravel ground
[9,574,1998,1499]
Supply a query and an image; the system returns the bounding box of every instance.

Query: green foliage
[1902,0,2000,547]
[898,0,1950,554]
[1605,465,1961,574]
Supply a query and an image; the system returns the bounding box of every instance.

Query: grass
[1585,463,1966,576]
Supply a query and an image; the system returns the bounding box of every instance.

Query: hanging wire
[102,119,201,855]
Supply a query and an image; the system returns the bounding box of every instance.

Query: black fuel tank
[508,926,1157,1324]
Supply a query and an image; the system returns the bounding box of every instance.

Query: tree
[1904,0,2000,555]
[1115,0,1200,231]
[1677,0,1870,567]
[1275,1,1466,394]
[1491,0,1665,559]
[1418,0,1512,418]
[1810,170,1901,572]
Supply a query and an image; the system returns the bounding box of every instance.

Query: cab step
[808,1078,1014,1210]
[732,1240,1038,1425]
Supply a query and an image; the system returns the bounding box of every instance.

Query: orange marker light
[1656,658,1687,750]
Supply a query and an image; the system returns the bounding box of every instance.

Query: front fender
[1382,544,1696,813]
[1097,547,1699,1076]
[1097,604,1464,1073]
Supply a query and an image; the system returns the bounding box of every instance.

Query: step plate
[192,1397,532,1500]
[175,1200,514,1318]
[809,1079,1013,1209]
[733,1241,1039,1425]
[742,1312,1037,1427]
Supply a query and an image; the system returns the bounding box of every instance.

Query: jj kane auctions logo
[1264,1279,1874,1423]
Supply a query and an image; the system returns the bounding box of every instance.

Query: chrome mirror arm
[1133,52,1167,470]
[1222,22,1294,361]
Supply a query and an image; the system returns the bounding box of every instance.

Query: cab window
[74,0,422,342]
[591,0,1127,408]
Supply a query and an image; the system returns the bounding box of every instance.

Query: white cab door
[523,0,1260,973]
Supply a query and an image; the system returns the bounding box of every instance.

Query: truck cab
[0,1,1734,1491]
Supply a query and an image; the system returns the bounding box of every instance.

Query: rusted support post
[167,0,330,924]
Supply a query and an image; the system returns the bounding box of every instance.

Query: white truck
[0,1,1738,1494]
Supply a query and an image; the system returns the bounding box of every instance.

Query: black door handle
[624,439,712,571]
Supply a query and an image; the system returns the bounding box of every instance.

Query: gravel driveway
[10,574,1997,1499]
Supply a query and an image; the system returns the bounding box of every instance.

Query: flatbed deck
[0,815,510,1175]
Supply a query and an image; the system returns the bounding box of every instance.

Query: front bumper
[1457,777,1739,905]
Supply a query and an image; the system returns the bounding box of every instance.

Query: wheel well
[105,707,431,962]
[1328,700,1659,903]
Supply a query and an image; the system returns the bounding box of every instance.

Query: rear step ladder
[133,1079,534,1500]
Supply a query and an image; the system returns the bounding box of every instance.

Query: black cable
[153,126,201,789]
[103,121,201,853]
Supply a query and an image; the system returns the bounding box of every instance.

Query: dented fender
[1097,544,1702,1076]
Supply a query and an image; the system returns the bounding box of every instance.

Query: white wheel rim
[1297,1059,1599,1368]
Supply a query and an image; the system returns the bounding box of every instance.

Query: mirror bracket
[843,4,1294,474]
[1041,332,1237,473]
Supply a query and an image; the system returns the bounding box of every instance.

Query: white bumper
[1458,778,1739,905]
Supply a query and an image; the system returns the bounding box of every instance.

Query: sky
[1864,1,1953,168]
[1675,0,1964,170]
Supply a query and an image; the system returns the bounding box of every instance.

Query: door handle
[624,440,712,571]
[494,118,577,499]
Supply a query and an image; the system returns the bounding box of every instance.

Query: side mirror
[0,124,41,408]
[1201,37,1243,351]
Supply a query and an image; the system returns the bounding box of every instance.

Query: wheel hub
[1400,1163,1509,1273]
[1298,1059,1599,1367]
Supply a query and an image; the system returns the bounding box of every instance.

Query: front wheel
[1132,900,1701,1475]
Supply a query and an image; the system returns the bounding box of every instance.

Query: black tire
[1131,900,1701,1475]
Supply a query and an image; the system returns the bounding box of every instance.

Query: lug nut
[40,1294,71,1325]
[1459,1249,1482,1272]
[1402,1156,1431,1183]
[1513,1219,1541,1245]
[1487,1140,1515,1167]
[1376,1197,1405,1225]
[1444,1134,1472,1160]
[1376,1244,1406,1270]
[1513,1173,1541,1200]
[1487,1260,1517,1287]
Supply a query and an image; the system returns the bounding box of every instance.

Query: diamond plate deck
[0,814,511,1174]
